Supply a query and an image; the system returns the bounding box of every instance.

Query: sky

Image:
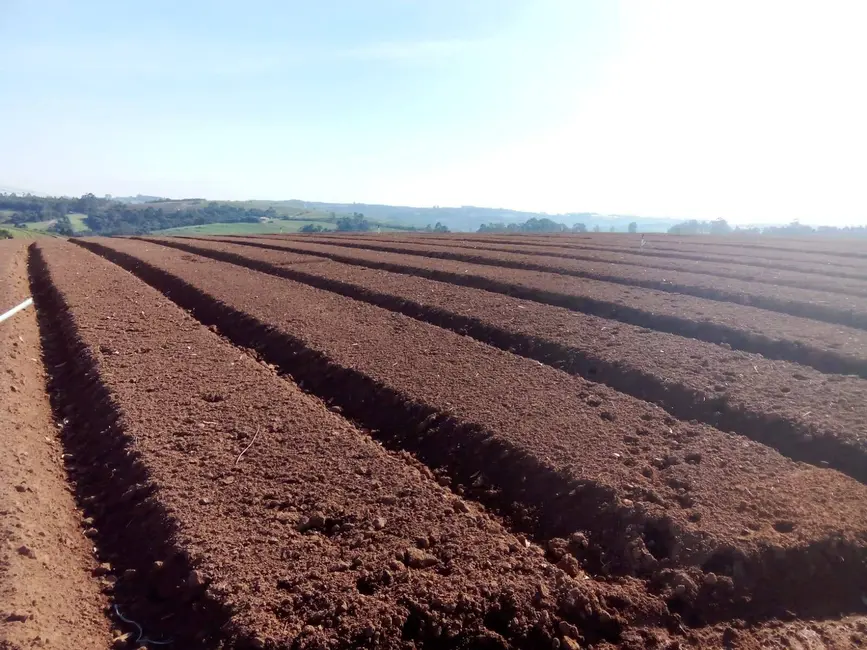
[1,0,865,224]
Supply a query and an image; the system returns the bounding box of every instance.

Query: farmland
[2,234,867,649]
[1,213,91,235]
[153,220,336,236]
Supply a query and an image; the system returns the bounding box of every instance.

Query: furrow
[33,238,673,649]
[81,237,867,626]
[0,242,112,649]
[28,242,229,649]
[312,235,867,289]
[179,236,867,379]
[618,235,867,260]
[502,239,867,277]
[276,237,867,330]
[133,236,867,484]
[369,234,867,275]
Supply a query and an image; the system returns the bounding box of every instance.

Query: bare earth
[2,232,867,649]
[0,241,111,649]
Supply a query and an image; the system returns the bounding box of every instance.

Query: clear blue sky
[1,0,865,224]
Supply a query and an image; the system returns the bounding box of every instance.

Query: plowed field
[2,233,867,650]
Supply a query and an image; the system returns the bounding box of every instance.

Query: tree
[609,226,616,233]
[336,212,371,232]
[50,215,74,236]
[300,224,326,233]
[478,217,566,233]
[668,218,734,236]
[74,193,100,215]
[572,223,587,233]
[668,220,703,235]
[762,219,815,236]
[592,225,601,233]
[709,218,731,235]
[628,222,637,233]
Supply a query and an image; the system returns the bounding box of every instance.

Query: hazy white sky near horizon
[1,0,865,224]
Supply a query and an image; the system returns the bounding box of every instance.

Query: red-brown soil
[0,241,112,649]
[576,233,867,259]
[190,236,867,378]
[272,236,867,330]
[134,236,867,483]
[345,233,867,276]
[7,232,867,649]
[32,239,684,649]
[312,235,867,290]
[80,237,867,628]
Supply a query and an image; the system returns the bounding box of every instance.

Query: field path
[0,241,112,649]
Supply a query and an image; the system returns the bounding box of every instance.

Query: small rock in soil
[188,569,207,588]
[558,620,580,639]
[111,635,131,649]
[404,547,438,569]
[547,538,569,560]
[569,532,589,549]
[92,562,112,576]
[296,512,326,532]
[556,555,583,578]
[669,570,698,598]
[16,544,36,559]
[534,582,552,605]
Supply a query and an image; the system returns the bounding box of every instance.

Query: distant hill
[16,190,857,235]
[0,190,695,233]
[295,201,684,232]
[0,185,43,196]
[113,194,170,204]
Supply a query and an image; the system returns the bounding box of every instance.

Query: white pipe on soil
[0,297,34,324]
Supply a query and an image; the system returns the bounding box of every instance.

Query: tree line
[0,193,277,236]
[0,194,447,236]
[300,215,450,234]
[667,218,867,237]
[478,217,577,233]
[477,217,640,233]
